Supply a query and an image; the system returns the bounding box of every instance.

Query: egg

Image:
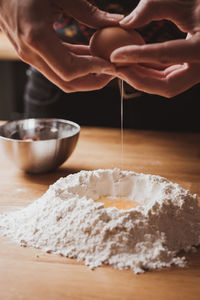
[89,26,145,64]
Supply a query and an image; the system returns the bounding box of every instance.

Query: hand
[54,43,114,92]
[110,0,200,97]
[0,0,122,92]
[114,61,200,98]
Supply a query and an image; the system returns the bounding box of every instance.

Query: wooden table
[0,126,200,300]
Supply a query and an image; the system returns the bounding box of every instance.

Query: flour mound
[1,169,200,274]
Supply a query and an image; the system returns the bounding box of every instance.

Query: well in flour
[0,168,200,274]
[96,196,139,210]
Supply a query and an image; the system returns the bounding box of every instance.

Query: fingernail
[119,14,134,25]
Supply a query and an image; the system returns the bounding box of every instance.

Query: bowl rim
[0,118,80,142]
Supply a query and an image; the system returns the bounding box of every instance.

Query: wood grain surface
[0,126,200,300]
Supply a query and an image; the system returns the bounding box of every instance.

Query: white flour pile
[1,169,200,274]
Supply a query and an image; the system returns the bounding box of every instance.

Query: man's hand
[115,62,200,98]
[110,0,200,97]
[0,0,122,92]
[48,43,114,92]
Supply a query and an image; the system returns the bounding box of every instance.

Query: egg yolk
[95,196,139,210]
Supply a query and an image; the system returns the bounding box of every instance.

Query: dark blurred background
[0,58,199,132]
[1,0,200,133]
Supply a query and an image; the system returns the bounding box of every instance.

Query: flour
[1,169,200,274]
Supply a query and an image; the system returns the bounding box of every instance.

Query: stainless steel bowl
[0,118,80,173]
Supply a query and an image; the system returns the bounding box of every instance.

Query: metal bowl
[0,118,80,173]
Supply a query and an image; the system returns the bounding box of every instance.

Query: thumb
[63,0,123,28]
[119,0,170,28]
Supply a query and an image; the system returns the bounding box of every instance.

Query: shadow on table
[22,166,90,187]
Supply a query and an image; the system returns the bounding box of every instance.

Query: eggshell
[89,26,145,62]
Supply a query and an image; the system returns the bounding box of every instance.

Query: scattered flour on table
[1,169,200,274]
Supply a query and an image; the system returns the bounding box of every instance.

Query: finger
[0,25,75,90]
[24,52,76,92]
[160,63,200,96]
[62,43,90,55]
[118,63,168,80]
[119,0,172,28]
[26,50,113,92]
[116,64,166,95]
[26,26,116,81]
[140,62,173,70]
[63,0,123,28]
[116,63,200,98]
[65,74,114,92]
[119,0,192,32]
[163,63,188,76]
[111,35,200,65]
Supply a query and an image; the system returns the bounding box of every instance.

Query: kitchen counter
[0,126,200,300]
